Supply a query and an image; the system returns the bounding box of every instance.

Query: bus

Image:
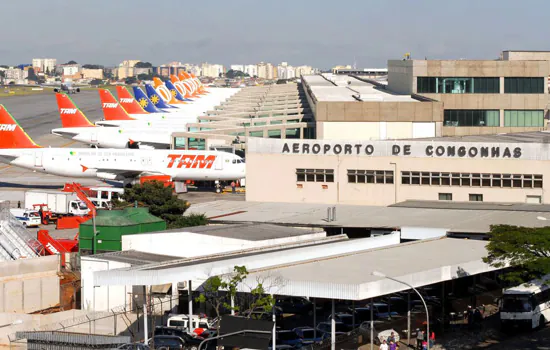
[500,274,550,330]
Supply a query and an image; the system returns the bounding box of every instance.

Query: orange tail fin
[55,93,94,128]
[98,89,136,121]
[116,86,148,114]
[153,77,164,88]
[0,105,41,148]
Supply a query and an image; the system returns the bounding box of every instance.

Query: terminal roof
[303,74,418,102]
[147,223,324,241]
[413,131,550,143]
[88,250,181,266]
[186,200,550,233]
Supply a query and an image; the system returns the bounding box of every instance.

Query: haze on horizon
[1,0,547,69]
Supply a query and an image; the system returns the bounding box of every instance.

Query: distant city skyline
[1,0,547,69]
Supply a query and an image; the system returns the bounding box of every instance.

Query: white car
[166,314,211,334]
[10,209,41,227]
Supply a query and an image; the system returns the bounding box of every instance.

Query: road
[0,90,103,140]
[476,326,550,349]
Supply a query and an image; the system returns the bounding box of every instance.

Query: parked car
[327,313,361,331]
[148,335,186,350]
[166,314,211,335]
[276,330,303,348]
[275,296,317,315]
[381,296,409,313]
[10,209,41,227]
[293,326,327,345]
[353,303,400,320]
[117,343,150,350]
[153,327,203,349]
[316,322,349,338]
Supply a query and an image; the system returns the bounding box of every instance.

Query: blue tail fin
[145,84,175,109]
[165,80,192,102]
[133,87,162,113]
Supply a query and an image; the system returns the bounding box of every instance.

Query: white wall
[122,231,327,258]
[81,258,132,312]
[320,122,436,141]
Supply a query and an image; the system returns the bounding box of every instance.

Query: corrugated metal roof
[89,250,180,266]
[153,223,324,241]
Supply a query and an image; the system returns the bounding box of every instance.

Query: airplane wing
[91,167,168,181]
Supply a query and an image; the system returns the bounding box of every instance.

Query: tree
[483,225,550,285]
[225,70,247,79]
[65,60,77,65]
[197,265,249,322]
[137,73,153,81]
[115,181,207,229]
[27,68,38,81]
[82,64,104,69]
[0,71,4,78]
[124,76,137,85]
[135,61,153,68]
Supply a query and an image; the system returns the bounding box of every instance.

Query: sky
[1,0,548,69]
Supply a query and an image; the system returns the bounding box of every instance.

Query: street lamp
[372,271,430,350]
[0,319,23,329]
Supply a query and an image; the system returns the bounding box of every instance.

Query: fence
[9,295,180,348]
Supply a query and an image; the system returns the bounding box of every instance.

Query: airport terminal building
[246,135,549,206]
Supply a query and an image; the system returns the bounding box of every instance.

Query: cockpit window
[232,159,245,164]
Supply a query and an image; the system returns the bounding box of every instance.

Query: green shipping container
[79,207,165,254]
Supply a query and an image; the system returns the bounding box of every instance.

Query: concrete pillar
[188,280,193,333]
[331,299,336,350]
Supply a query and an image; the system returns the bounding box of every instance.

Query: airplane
[52,93,173,149]
[95,89,197,127]
[0,104,246,184]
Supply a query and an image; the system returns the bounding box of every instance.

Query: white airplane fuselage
[51,127,174,149]
[0,148,245,181]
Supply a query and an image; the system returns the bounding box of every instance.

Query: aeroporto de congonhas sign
[247,139,550,160]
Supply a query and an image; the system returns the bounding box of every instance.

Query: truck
[24,190,90,224]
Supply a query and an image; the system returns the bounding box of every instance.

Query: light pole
[372,271,429,350]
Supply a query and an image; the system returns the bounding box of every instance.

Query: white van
[10,209,41,227]
[167,314,211,333]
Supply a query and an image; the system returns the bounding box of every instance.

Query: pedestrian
[388,331,396,344]
[389,340,397,350]
[416,328,424,349]
[429,331,435,347]
[380,339,389,350]
[231,181,236,193]
[17,201,21,209]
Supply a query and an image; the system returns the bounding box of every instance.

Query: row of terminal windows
[417,77,545,94]
[417,77,499,94]
[401,172,542,188]
[296,169,334,182]
[347,170,394,184]
[443,110,544,127]
[296,169,543,189]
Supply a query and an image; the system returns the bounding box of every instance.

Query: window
[444,110,500,127]
[296,169,334,183]
[469,194,483,202]
[504,110,544,127]
[526,195,542,204]
[439,193,452,201]
[348,170,394,184]
[401,171,542,189]
[504,77,544,94]
[417,77,499,94]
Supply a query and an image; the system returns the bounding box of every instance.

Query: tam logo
[102,103,118,108]
[46,242,60,255]
[0,124,16,131]
[60,108,77,114]
[167,154,216,169]
[120,98,134,103]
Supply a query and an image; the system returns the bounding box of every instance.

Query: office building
[200,63,224,78]
[32,58,56,74]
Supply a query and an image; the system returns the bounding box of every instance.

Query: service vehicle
[9,209,41,227]
[24,190,89,224]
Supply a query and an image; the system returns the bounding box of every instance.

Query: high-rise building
[243,64,257,77]
[230,64,244,72]
[32,58,57,74]
[277,63,296,79]
[257,62,275,79]
[116,60,141,79]
[200,63,224,78]
[295,65,313,77]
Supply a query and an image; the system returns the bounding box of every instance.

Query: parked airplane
[42,81,81,94]
[0,105,245,184]
[52,93,172,149]
[95,89,196,127]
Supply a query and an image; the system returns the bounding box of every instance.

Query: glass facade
[444,110,500,127]
[504,78,544,93]
[401,171,542,188]
[504,110,544,127]
[417,77,499,94]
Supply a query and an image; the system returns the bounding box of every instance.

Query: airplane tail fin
[145,84,174,109]
[165,80,187,102]
[0,105,41,148]
[171,75,193,100]
[98,89,135,121]
[153,77,164,88]
[116,86,148,114]
[132,86,163,113]
[55,93,94,128]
